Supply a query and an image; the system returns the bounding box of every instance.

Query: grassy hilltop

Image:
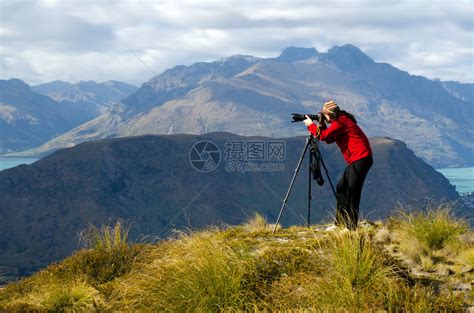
[1,206,472,312]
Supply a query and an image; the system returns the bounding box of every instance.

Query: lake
[437,167,474,194]
[0,157,38,171]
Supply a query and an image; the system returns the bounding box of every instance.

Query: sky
[0,0,473,86]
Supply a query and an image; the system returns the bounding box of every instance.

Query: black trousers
[335,155,373,230]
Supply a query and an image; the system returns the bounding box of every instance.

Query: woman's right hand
[303,115,314,127]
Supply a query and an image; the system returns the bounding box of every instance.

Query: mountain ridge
[32,79,138,115]
[0,78,138,153]
[0,78,98,153]
[7,45,474,167]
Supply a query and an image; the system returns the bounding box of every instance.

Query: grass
[0,207,472,312]
[392,206,469,250]
[79,220,131,251]
[115,231,258,311]
[265,231,400,310]
[389,206,471,275]
[456,248,474,268]
[0,221,145,311]
[72,221,145,288]
[241,212,269,233]
[263,231,457,311]
[42,281,103,312]
[3,280,103,312]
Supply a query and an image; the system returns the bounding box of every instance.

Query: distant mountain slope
[32,80,138,115]
[14,45,474,167]
[440,80,474,103]
[0,79,98,153]
[0,132,459,272]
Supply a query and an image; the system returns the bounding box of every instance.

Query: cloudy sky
[1,0,473,86]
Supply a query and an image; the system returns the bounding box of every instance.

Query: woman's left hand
[303,115,314,127]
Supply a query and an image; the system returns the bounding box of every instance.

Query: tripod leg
[318,151,337,198]
[308,148,312,227]
[273,138,311,233]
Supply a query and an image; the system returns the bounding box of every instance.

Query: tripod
[273,134,337,233]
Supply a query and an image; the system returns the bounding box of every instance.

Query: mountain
[32,80,138,115]
[439,80,474,103]
[11,45,474,167]
[0,79,100,153]
[0,132,460,273]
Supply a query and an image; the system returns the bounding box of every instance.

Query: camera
[291,112,326,124]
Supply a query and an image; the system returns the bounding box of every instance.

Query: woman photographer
[303,100,373,230]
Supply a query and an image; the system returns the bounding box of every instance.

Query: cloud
[0,0,472,85]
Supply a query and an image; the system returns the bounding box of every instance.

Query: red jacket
[307,114,372,165]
